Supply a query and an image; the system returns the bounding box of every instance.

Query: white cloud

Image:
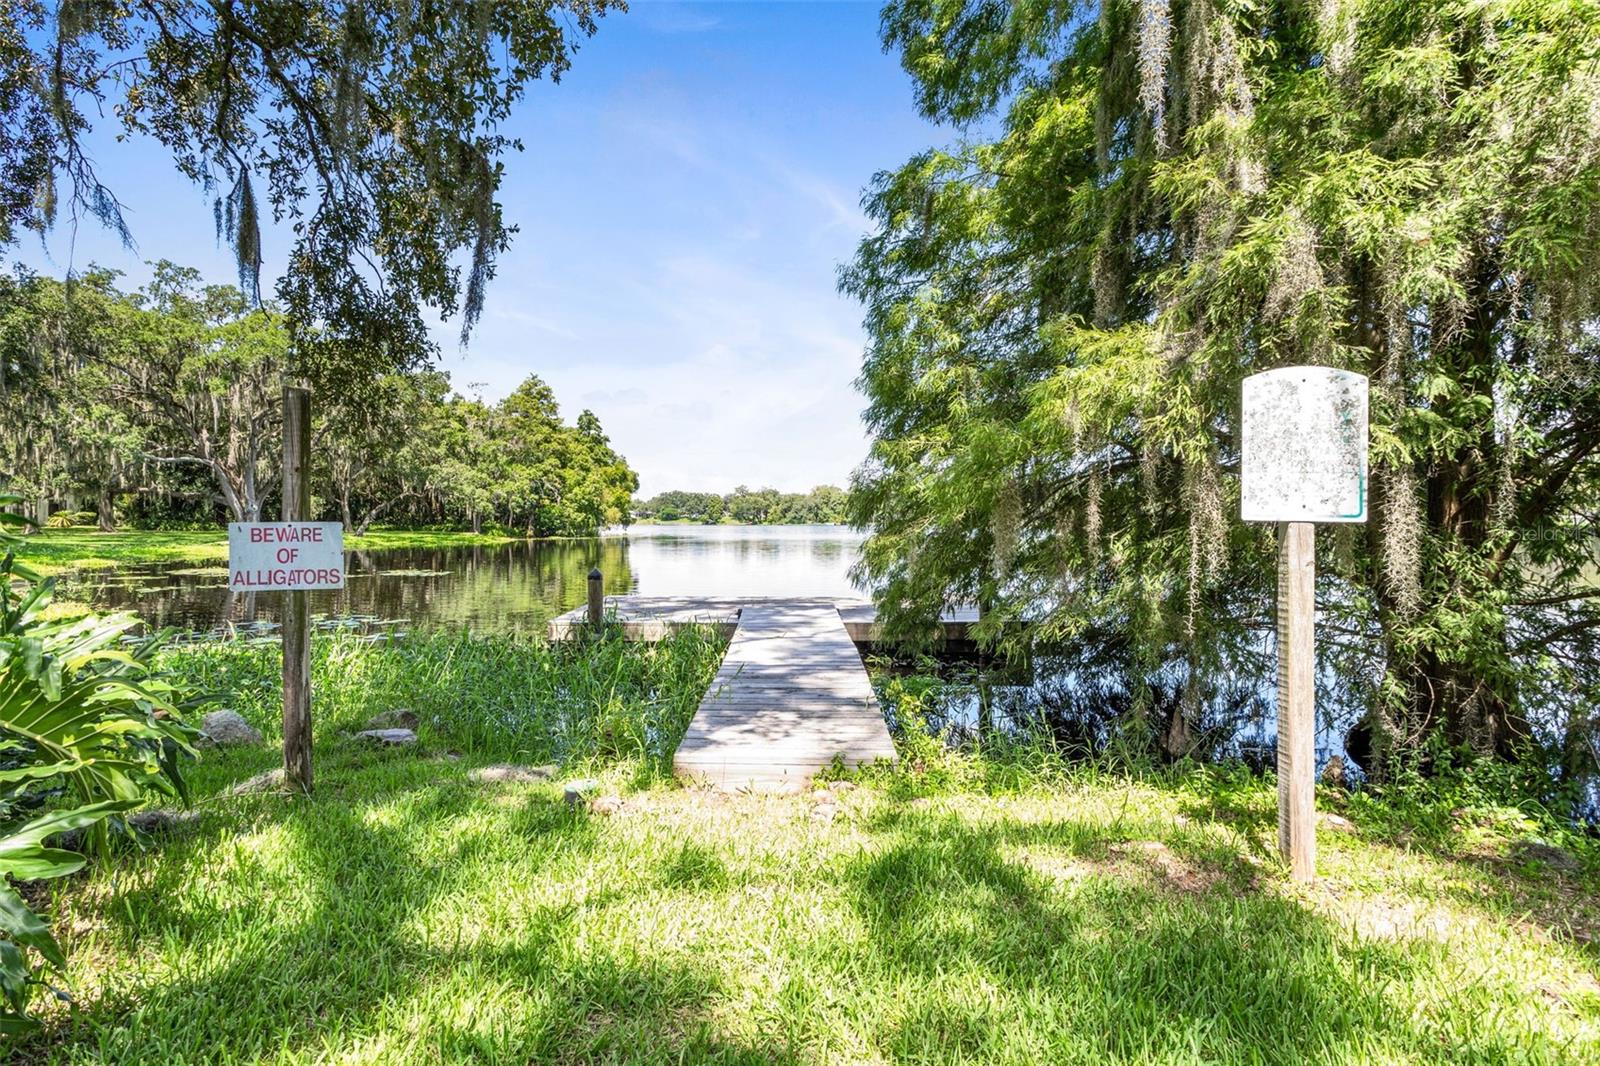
[485,304,580,340]
[763,156,872,235]
[433,231,873,497]
[631,2,723,35]
[535,253,871,496]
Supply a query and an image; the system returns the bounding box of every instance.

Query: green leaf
[0,847,87,882]
[0,760,83,785]
[0,940,31,1013]
[0,883,64,968]
[0,799,136,861]
[0,1011,41,1036]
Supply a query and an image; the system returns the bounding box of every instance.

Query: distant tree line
[0,264,637,537]
[635,485,849,525]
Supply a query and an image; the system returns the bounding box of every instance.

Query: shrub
[42,511,96,530]
[0,496,198,1034]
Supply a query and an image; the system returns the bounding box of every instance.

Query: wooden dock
[676,599,896,790]
[548,596,940,790]
[547,596,979,645]
[548,596,744,642]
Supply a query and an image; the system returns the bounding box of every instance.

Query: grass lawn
[26,757,1600,1064]
[18,631,1600,1063]
[14,527,525,575]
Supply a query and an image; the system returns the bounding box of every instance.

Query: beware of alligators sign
[227,522,346,590]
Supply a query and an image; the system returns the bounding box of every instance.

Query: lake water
[63,524,866,635]
[61,521,1531,791]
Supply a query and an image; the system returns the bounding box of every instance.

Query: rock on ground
[366,709,419,731]
[468,764,556,784]
[129,809,201,835]
[589,795,624,817]
[199,710,262,747]
[1514,840,1581,874]
[1319,812,1358,834]
[225,767,286,795]
[355,728,417,746]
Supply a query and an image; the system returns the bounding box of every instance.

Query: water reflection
[619,524,864,599]
[63,523,865,634]
[873,653,1352,775]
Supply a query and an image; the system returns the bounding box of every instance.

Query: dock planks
[549,596,1005,790]
[674,599,897,790]
[547,596,979,646]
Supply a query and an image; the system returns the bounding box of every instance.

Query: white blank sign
[228,522,346,591]
[1241,367,1368,523]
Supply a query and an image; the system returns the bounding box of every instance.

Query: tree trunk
[241,460,261,523]
[207,463,248,524]
[97,484,117,532]
[354,493,414,537]
[1560,709,1597,786]
[1398,260,1527,760]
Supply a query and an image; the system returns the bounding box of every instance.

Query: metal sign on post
[1241,368,1367,524]
[227,522,346,591]
[1240,366,1368,883]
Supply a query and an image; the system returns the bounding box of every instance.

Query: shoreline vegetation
[633,486,849,525]
[13,527,531,576]
[16,625,1599,1061]
[625,517,855,527]
[4,268,639,542]
[15,520,863,577]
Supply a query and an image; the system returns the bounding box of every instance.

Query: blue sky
[13,1,950,498]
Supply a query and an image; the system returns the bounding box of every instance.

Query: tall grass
[157,626,727,779]
[15,628,1600,1062]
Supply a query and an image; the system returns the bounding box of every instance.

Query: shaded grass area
[11,629,1599,1061]
[24,753,1600,1060]
[14,527,524,575]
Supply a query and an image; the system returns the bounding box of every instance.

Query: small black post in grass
[587,567,604,636]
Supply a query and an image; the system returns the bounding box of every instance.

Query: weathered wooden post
[1276,521,1316,880]
[1241,367,1368,883]
[225,386,344,796]
[587,567,604,634]
[281,385,313,793]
